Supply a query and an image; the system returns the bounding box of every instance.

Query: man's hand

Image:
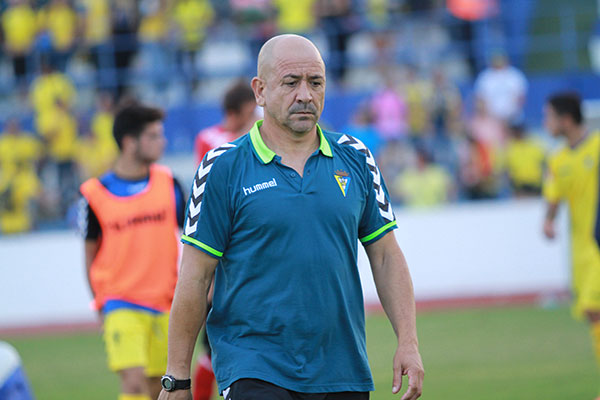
[392,345,424,399]
[157,389,192,400]
[543,218,556,239]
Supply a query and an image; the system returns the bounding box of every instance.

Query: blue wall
[163,71,600,153]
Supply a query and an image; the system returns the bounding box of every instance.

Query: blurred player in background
[542,92,600,398]
[504,120,546,197]
[79,104,186,400]
[194,79,258,164]
[192,79,258,400]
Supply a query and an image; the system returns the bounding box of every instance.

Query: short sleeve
[542,156,561,203]
[77,195,101,240]
[181,148,234,258]
[358,150,398,246]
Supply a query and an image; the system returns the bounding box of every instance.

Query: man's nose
[296,80,313,103]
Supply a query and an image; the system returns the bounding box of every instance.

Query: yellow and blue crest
[334,170,350,197]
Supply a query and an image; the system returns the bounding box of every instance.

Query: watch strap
[172,378,191,390]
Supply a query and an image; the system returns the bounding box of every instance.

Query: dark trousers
[224,379,369,400]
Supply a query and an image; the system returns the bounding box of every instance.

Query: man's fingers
[392,362,402,393]
[400,368,424,400]
[400,382,420,400]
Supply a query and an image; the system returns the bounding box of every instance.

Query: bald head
[251,34,326,136]
[257,34,325,80]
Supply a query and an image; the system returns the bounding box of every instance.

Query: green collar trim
[249,120,276,163]
[249,120,333,164]
[317,124,333,158]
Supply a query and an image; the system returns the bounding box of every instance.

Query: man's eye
[285,81,296,86]
[311,81,322,87]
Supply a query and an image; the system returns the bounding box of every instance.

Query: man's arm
[365,231,424,400]
[84,239,100,304]
[158,244,218,400]
[80,197,102,314]
[542,155,560,240]
[543,202,559,239]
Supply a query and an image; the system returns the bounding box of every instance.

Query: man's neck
[565,125,586,148]
[112,156,151,180]
[259,118,320,175]
[260,119,319,156]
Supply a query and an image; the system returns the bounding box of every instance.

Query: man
[159,34,424,400]
[542,92,600,397]
[505,121,545,197]
[474,51,527,124]
[0,118,42,234]
[1,0,37,85]
[194,79,258,164]
[79,104,186,400]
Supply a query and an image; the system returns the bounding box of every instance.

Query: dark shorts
[223,379,370,400]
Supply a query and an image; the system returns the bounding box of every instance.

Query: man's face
[543,104,563,137]
[134,121,166,163]
[259,48,326,135]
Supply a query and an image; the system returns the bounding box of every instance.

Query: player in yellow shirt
[0,162,41,234]
[273,0,317,33]
[505,121,546,196]
[392,147,453,207]
[0,118,42,168]
[542,92,600,397]
[2,0,38,83]
[81,0,110,47]
[30,61,76,115]
[138,1,170,94]
[37,99,79,215]
[0,118,43,233]
[91,93,118,159]
[77,93,117,179]
[79,0,111,89]
[37,0,78,70]
[172,0,214,90]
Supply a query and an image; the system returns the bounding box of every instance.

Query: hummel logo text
[243,178,277,196]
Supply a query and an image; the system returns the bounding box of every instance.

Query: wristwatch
[161,375,191,392]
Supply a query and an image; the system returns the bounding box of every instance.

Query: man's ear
[251,77,266,107]
[121,134,136,153]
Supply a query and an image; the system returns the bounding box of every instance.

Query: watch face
[161,376,175,391]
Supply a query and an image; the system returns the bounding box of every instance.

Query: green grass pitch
[3,305,597,399]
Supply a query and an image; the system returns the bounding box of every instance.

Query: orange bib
[80,164,179,311]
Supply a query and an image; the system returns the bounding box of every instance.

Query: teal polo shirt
[182,120,397,393]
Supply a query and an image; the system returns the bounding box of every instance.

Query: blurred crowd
[356,50,546,209]
[0,0,555,234]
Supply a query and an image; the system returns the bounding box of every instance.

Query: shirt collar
[249,120,333,164]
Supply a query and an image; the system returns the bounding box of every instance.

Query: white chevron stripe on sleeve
[192,180,205,199]
[184,220,198,236]
[184,143,236,236]
[187,200,202,219]
[338,135,395,222]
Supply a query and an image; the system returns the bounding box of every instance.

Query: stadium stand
[0,0,597,233]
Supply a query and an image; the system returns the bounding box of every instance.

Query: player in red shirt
[192,79,258,400]
[194,80,259,164]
